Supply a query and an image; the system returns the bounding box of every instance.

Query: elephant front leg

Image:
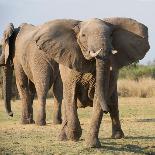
[58,83,82,141]
[15,67,35,124]
[86,95,103,148]
[109,88,124,139]
[16,84,35,124]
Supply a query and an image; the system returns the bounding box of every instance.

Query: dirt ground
[0,97,155,155]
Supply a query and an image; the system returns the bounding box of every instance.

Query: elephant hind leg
[28,80,36,124]
[109,87,124,139]
[34,73,51,126]
[14,65,34,124]
[35,84,49,126]
[52,74,62,124]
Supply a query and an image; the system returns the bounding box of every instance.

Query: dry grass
[0,98,155,155]
[118,78,155,97]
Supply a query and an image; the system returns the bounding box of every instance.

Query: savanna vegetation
[118,63,155,98]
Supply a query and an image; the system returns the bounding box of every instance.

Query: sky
[0,0,154,64]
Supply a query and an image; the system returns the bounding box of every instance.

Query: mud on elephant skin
[0,23,62,125]
[33,18,149,147]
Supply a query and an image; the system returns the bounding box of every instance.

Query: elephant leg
[109,88,124,139]
[15,65,34,124]
[34,73,51,126]
[28,80,36,124]
[59,82,82,141]
[52,75,62,124]
[58,101,67,141]
[35,83,49,126]
[85,94,103,148]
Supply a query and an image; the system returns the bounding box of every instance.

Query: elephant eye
[82,34,86,37]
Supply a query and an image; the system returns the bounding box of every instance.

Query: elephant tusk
[112,50,118,55]
[89,48,103,57]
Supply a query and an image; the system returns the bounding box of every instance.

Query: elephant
[0,18,149,147]
[0,23,63,125]
[31,18,149,147]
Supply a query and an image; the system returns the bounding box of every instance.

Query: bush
[119,64,155,80]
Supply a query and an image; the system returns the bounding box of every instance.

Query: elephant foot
[53,118,62,125]
[85,134,101,148]
[36,113,46,126]
[36,121,46,126]
[111,129,124,139]
[36,119,46,126]
[58,123,82,141]
[58,130,67,141]
[21,118,35,124]
[66,128,82,141]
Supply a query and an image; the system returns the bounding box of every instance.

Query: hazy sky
[0,0,154,64]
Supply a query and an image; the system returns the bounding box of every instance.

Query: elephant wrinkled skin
[0,18,149,147]
[33,18,149,147]
[0,23,63,125]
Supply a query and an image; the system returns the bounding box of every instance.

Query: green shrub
[119,64,155,80]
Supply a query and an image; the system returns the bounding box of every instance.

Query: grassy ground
[118,78,155,97]
[0,98,155,155]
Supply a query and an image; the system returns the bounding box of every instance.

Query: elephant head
[0,23,16,117]
[35,18,150,113]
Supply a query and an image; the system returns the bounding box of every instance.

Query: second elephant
[0,23,63,125]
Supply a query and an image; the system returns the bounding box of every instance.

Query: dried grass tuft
[118,78,155,97]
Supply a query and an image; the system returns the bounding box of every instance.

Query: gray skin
[0,18,149,147]
[60,18,150,147]
[0,23,62,125]
[32,18,149,147]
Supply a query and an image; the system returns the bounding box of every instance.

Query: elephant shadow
[136,118,155,123]
[101,136,155,154]
[80,136,155,154]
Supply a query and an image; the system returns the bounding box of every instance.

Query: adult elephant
[32,18,149,147]
[0,23,62,125]
[1,18,149,147]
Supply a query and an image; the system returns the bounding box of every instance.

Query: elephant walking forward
[33,18,149,147]
[0,18,149,147]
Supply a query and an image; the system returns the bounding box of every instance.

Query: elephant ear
[2,23,15,64]
[104,17,150,69]
[34,20,95,73]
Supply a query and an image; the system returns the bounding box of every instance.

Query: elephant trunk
[0,23,15,117]
[95,58,110,113]
[2,64,13,117]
